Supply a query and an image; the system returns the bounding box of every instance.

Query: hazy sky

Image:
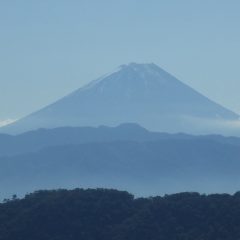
[1,0,240,122]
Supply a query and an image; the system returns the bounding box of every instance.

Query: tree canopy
[1,189,240,240]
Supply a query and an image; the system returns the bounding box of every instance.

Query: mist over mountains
[1,124,240,199]
[1,63,239,135]
[1,63,240,199]
[2,1,240,238]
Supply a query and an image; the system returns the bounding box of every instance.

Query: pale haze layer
[1,0,240,121]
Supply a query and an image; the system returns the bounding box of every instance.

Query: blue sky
[1,0,240,122]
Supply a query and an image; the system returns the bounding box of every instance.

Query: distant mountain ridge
[1,123,240,199]
[1,63,239,135]
[1,123,240,157]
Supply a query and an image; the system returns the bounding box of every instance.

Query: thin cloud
[0,119,16,127]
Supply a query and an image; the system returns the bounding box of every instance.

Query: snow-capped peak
[79,62,175,94]
[1,62,239,135]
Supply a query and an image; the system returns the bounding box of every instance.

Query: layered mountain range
[1,63,240,199]
[1,124,240,199]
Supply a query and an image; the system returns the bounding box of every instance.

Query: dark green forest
[1,188,240,240]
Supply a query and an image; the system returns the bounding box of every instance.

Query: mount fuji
[1,63,239,135]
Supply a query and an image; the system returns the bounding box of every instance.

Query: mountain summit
[1,63,239,135]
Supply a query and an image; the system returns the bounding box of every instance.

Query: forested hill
[1,188,240,240]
